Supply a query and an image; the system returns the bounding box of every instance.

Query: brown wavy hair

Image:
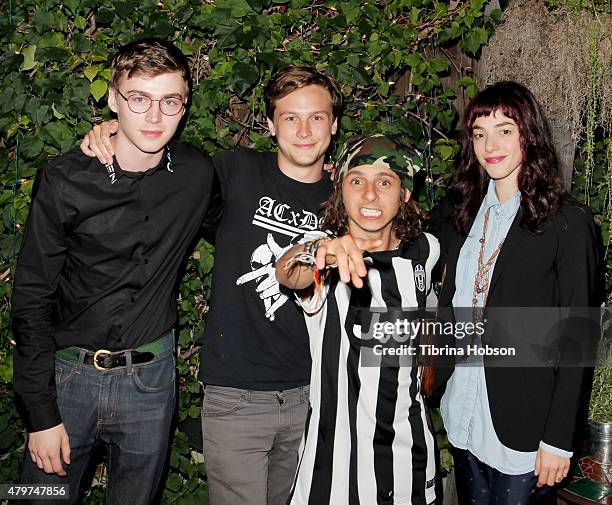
[264,65,343,120]
[451,81,567,234]
[320,175,423,242]
[111,38,191,96]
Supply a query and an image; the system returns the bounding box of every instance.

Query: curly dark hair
[451,81,567,234]
[320,175,423,242]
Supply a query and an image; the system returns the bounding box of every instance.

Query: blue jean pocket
[132,353,175,393]
[54,359,77,387]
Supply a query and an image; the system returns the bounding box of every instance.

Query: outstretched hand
[314,235,381,289]
[80,120,119,165]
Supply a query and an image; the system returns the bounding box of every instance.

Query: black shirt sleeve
[12,163,70,432]
[200,163,224,245]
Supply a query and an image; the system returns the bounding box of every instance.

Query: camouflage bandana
[336,134,423,190]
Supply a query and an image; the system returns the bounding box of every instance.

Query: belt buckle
[93,349,113,371]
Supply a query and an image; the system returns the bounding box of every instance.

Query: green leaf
[63,0,80,14]
[36,47,70,63]
[229,61,259,96]
[429,57,448,74]
[90,80,108,101]
[83,65,99,82]
[20,46,38,72]
[37,31,65,49]
[470,0,485,10]
[462,27,488,56]
[173,431,191,455]
[51,104,65,119]
[438,145,453,160]
[490,8,503,23]
[32,10,55,34]
[187,404,200,418]
[72,33,92,53]
[216,0,254,18]
[20,136,45,159]
[165,473,182,492]
[404,53,421,68]
[96,7,115,25]
[40,121,75,151]
[74,15,87,30]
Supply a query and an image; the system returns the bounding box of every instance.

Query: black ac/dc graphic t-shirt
[199,149,333,390]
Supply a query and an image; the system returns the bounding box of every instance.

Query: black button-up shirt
[12,142,218,432]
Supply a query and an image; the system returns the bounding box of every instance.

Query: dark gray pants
[201,385,309,505]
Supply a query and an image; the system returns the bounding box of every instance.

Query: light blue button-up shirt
[440,180,572,475]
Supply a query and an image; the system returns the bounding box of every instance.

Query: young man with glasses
[12,38,217,505]
[80,65,343,505]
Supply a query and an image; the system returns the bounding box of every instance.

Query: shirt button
[145,216,150,221]
[130,296,135,302]
[495,207,501,215]
[144,259,149,264]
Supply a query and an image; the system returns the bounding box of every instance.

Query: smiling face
[266,84,338,181]
[108,71,187,168]
[341,164,410,245]
[472,110,523,194]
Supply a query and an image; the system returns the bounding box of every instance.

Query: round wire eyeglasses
[115,90,186,116]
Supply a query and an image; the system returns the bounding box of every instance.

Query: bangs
[463,85,525,132]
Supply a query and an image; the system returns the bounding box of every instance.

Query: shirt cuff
[25,401,62,433]
[539,441,573,459]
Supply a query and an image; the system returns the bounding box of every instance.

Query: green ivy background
[0,1,607,503]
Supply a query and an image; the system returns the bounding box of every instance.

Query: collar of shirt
[105,145,172,184]
[483,178,521,221]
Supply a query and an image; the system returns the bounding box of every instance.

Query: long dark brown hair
[320,175,423,242]
[452,81,567,234]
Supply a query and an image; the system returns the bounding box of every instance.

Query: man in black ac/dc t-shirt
[201,149,330,390]
[197,67,342,505]
[81,65,343,505]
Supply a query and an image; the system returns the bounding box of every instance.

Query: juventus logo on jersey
[414,264,426,293]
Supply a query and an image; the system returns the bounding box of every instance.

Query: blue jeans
[20,348,176,505]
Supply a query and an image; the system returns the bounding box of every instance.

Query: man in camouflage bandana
[275,134,439,505]
[279,133,426,289]
[335,133,423,190]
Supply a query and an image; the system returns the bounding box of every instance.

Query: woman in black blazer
[433,82,601,505]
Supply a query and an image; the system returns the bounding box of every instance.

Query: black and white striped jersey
[288,232,440,505]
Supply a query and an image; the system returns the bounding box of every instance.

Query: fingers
[80,136,96,157]
[81,121,116,165]
[27,424,70,477]
[95,124,115,165]
[535,450,570,488]
[322,163,336,181]
[536,465,552,488]
[30,446,66,476]
[61,433,71,466]
[100,121,119,163]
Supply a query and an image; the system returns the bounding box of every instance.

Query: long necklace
[472,207,504,322]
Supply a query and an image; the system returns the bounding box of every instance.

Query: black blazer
[431,199,601,452]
